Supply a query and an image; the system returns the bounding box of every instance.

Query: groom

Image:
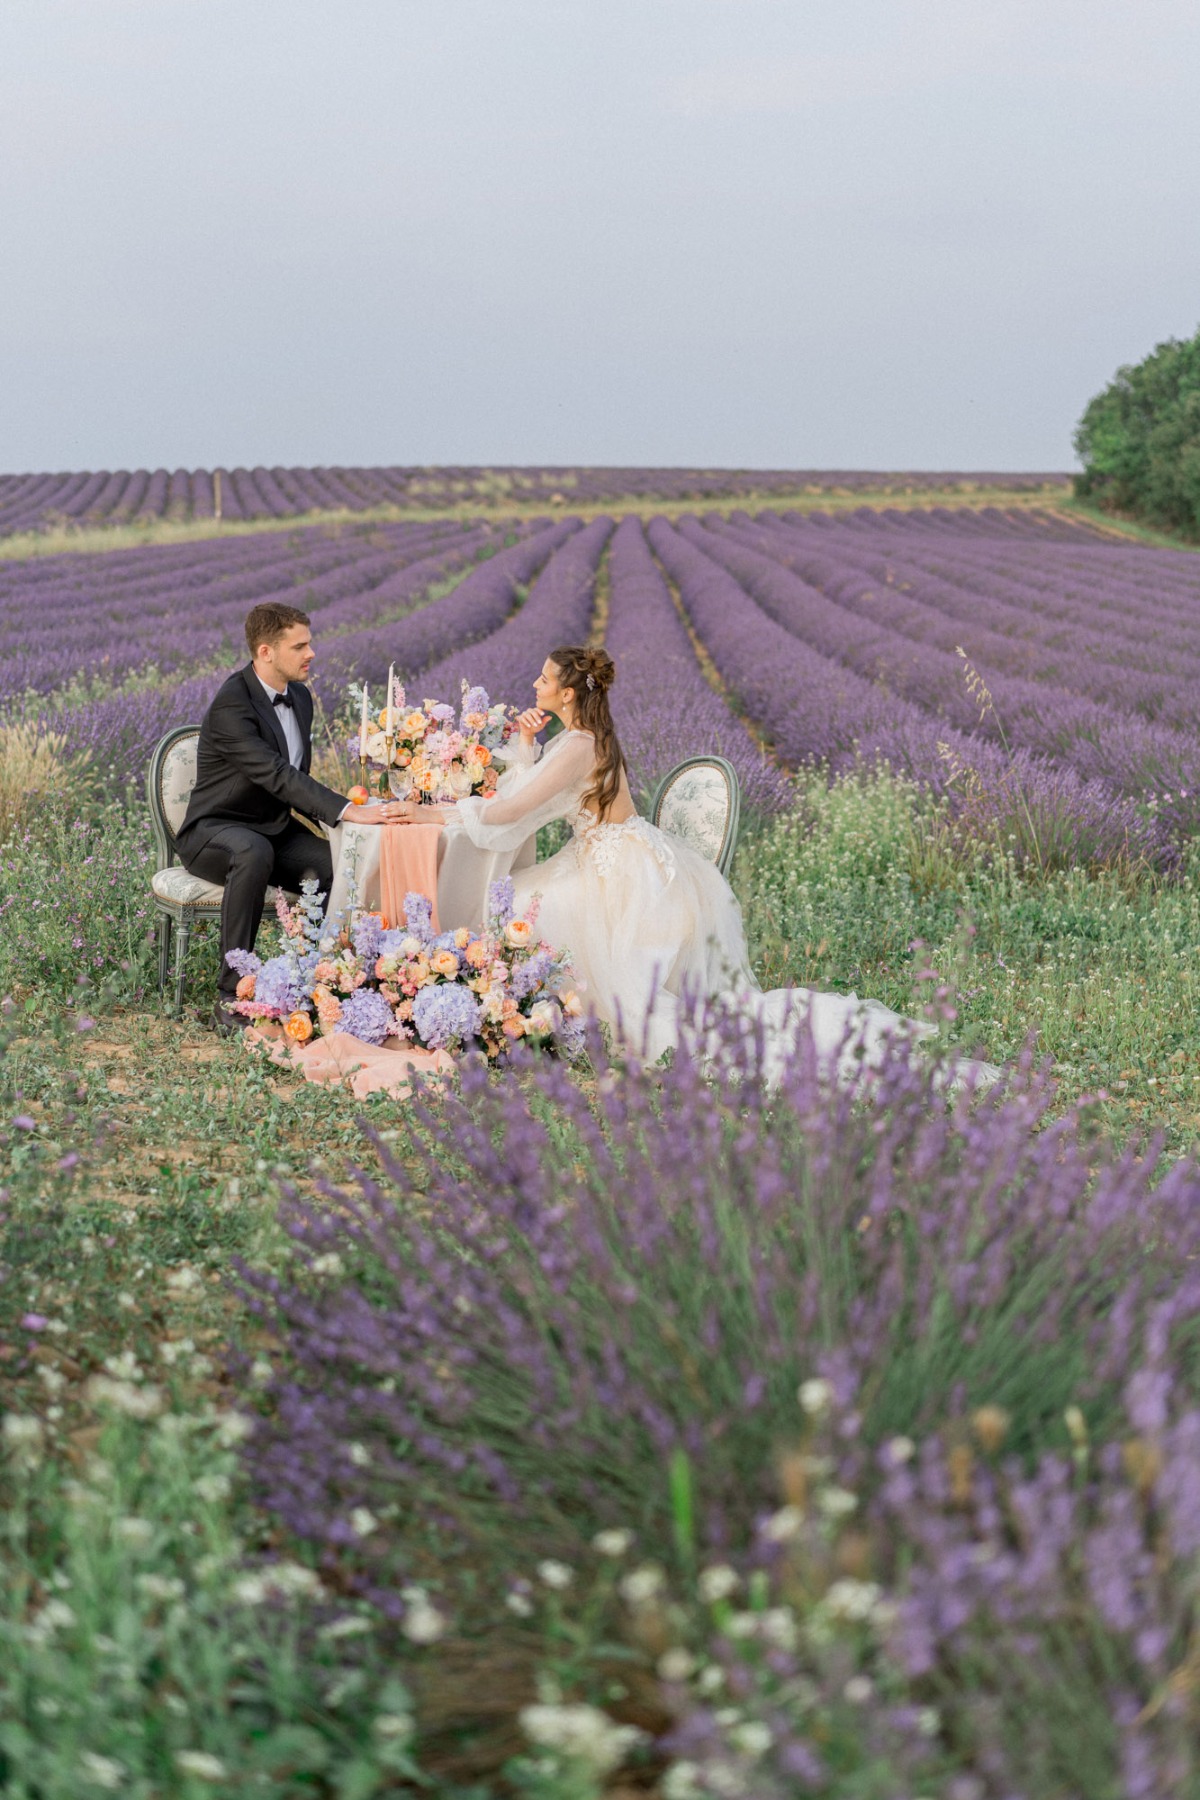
[177,601,396,1031]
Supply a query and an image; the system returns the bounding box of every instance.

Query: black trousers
[178,818,333,999]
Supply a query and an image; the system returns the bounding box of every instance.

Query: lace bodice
[573,812,676,881]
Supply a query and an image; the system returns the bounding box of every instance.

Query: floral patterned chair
[649,755,742,878]
[147,726,288,1017]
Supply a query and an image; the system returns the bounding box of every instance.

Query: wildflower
[113,1516,154,1548]
[520,1702,643,1777]
[798,1377,834,1416]
[697,1564,739,1603]
[86,1376,163,1419]
[663,1762,704,1799]
[823,1578,882,1622]
[730,1720,773,1758]
[232,1560,322,1604]
[537,1558,574,1590]
[194,1473,232,1503]
[165,1264,204,1296]
[816,1486,857,1520]
[374,1712,414,1740]
[401,1591,447,1643]
[214,1410,254,1448]
[310,1252,345,1278]
[174,1751,228,1781]
[844,1675,874,1703]
[505,1588,535,1617]
[658,1647,697,1681]
[320,1614,372,1640]
[79,1752,126,1790]
[592,1527,634,1557]
[620,1562,667,1605]
[351,1507,380,1538]
[761,1503,805,1542]
[3,1414,45,1466]
[136,1574,185,1602]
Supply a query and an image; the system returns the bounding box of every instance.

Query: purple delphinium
[511,948,554,1000]
[486,876,515,930]
[402,892,434,947]
[411,982,481,1050]
[250,957,305,1016]
[351,912,385,966]
[336,987,396,1046]
[225,947,262,980]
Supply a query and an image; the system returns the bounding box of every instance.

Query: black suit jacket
[177,666,347,849]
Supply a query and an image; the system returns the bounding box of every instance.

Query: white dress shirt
[256,672,304,768]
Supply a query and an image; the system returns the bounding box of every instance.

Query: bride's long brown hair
[549,644,625,818]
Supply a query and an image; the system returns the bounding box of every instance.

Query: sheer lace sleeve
[496,736,541,772]
[452,732,595,854]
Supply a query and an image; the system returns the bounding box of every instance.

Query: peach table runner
[378,814,447,932]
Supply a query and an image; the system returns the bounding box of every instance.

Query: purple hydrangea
[486,877,515,930]
[428,702,455,724]
[402,892,434,946]
[411,982,481,1050]
[225,947,263,979]
[337,987,397,1046]
[511,948,554,1000]
[252,956,305,1016]
[460,684,490,721]
[352,912,385,965]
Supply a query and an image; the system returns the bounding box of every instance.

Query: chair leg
[173,918,192,1019]
[157,915,173,999]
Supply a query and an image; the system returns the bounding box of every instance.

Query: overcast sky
[1,0,1198,473]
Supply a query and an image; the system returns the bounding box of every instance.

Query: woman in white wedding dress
[448,645,996,1089]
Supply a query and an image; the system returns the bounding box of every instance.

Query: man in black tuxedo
[177,601,400,1031]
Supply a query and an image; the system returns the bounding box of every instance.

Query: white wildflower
[844,1675,874,1703]
[657,1647,697,1681]
[37,1364,66,1395]
[823,1578,882,1623]
[173,1751,227,1781]
[86,1375,163,1419]
[350,1507,379,1538]
[916,1706,941,1737]
[761,1503,805,1542]
[102,1350,142,1382]
[619,1562,667,1605]
[697,1563,739,1603]
[592,1528,634,1557]
[79,1752,126,1790]
[249,1356,273,1386]
[374,1712,414,1740]
[28,1598,75,1641]
[215,1409,254,1448]
[663,1762,704,1799]
[3,1414,45,1465]
[888,1435,916,1464]
[319,1614,372,1640]
[817,1486,858,1520]
[136,1574,185,1602]
[537,1559,573,1591]
[723,1610,759,1640]
[759,1606,799,1651]
[348,1441,371,1467]
[310,1252,345,1278]
[505,1588,534,1617]
[798,1377,834,1416]
[520,1702,644,1777]
[729,1720,772,1758]
[166,1264,205,1296]
[113,1516,154,1549]
[232,1560,322,1604]
[194,1473,232,1503]
[402,1595,447,1644]
[696,1665,725,1695]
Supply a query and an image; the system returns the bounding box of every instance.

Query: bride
[448,644,995,1088]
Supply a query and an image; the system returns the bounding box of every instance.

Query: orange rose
[474,745,491,767]
[235,974,257,1000]
[502,1014,527,1039]
[505,919,533,948]
[431,949,459,978]
[284,1011,314,1043]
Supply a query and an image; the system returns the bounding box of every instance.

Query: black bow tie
[272,690,294,709]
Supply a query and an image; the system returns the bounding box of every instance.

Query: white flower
[194,1474,232,1503]
[136,1574,185,1602]
[249,1356,273,1387]
[103,1350,142,1381]
[37,1365,66,1395]
[158,1339,193,1366]
[319,1614,372,1640]
[593,1528,634,1558]
[310,1252,345,1278]
[817,1486,858,1520]
[350,1507,379,1538]
[916,1706,941,1738]
[28,1598,76,1640]
[759,1606,799,1651]
[402,1596,447,1644]
[761,1503,805,1542]
[887,1435,916,1464]
[374,1712,414,1740]
[113,1516,154,1549]
[844,1675,874,1703]
[215,1410,254,1448]
[729,1720,773,1758]
[537,1558,574,1591]
[798,1377,834,1417]
[723,1610,759,1640]
[79,1752,126,1790]
[520,1702,644,1777]
[85,1376,163,1419]
[232,1560,322,1604]
[3,1414,45,1464]
[174,1751,227,1781]
[619,1562,667,1605]
[663,1762,704,1800]
[657,1647,697,1682]
[166,1264,205,1296]
[348,1442,371,1467]
[505,1588,534,1617]
[697,1564,739,1603]
[696,1665,725,1695]
[823,1578,882,1623]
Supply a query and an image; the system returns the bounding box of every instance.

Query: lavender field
[7,484,1200,1798]
[0,463,1069,536]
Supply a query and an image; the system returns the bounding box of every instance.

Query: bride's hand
[517,707,549,746]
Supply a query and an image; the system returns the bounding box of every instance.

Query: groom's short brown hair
[245,602,311,656]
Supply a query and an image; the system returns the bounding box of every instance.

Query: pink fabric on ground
[248,1025,453,1098]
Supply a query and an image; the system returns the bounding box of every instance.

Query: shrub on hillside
[1074,324,1200,538]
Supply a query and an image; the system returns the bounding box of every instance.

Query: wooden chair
[147,726,288,1017]
[649,755,742,877]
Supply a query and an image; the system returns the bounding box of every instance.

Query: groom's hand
[344,799,407,824]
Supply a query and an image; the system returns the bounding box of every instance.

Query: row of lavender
[0,465,1070,536]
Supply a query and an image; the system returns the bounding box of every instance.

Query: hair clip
[586,673,595,690]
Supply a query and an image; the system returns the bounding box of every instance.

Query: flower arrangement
[226,877,584,1064]
[352,678,515,804]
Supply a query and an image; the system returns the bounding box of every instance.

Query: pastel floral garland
[225,877,584,1064]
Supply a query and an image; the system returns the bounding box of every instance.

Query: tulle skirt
[512,817,991,1088]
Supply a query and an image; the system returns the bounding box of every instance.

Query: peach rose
[235,973,257,1000]
[502,1014,527,1039]
[464,939,490,968]
[410,958,432,987]
[284,1011,314,1043]
[431,949,459,978]
[454,927,471,949]
[313,960,337,983]
[505,919,533,948]
[561,990,584,1017]
[474,745,491,767]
